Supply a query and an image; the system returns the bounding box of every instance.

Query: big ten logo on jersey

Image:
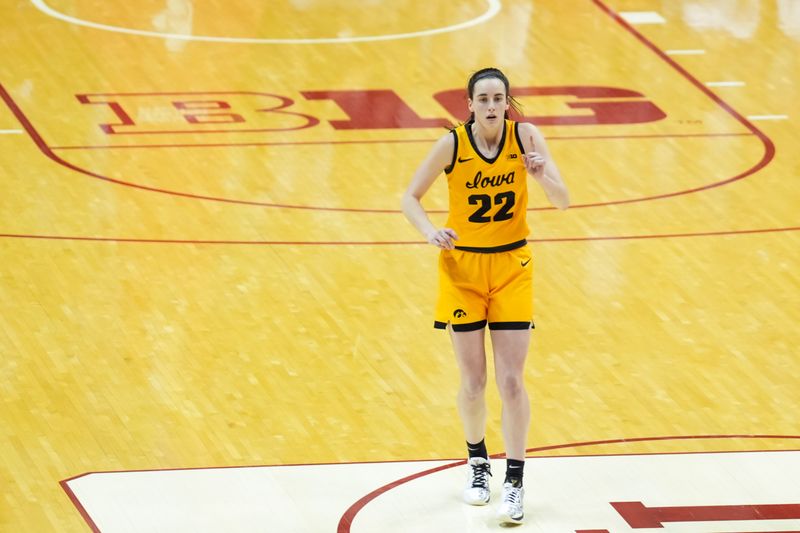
[73,86,665,148]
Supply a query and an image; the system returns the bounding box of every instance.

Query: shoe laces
[503,484,522,506]
[470,460,491,488]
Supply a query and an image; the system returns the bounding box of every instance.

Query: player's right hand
[426,228,459,250]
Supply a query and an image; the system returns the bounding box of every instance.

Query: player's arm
[519,122,570,210]
[401,133,459,250]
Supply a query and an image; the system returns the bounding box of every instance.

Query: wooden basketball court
[1,0,799,531]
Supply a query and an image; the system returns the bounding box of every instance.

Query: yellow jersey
[444,119,529,252]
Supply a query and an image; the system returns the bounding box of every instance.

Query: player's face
[468,78,509,127]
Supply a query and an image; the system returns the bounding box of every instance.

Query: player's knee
[497,374,525,401]
[461,374,487,400]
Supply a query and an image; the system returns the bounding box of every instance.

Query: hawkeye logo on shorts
[453,309,467,318]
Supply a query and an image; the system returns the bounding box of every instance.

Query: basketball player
[401,67,569,525]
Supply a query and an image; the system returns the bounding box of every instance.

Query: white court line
[747,115,789,121]
[666,49,706,55]
[619,11,667,24]
[705,81,746,87]
[30,0,502,44]
[0,129,23,134]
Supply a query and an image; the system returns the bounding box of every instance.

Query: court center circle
[29,0,502,44]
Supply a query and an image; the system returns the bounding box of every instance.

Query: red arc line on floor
[0,1,776,217]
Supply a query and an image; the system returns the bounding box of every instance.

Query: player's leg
[490,327,531,524]
[435,249,494,504]
[450,326,493,505]
[490,328,531,463]
[450,327,488,445]
[486,245,534,523]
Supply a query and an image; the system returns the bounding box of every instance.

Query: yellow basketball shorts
[434,244,534,332]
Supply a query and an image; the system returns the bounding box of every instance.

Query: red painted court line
[575,529,800,533]
[0,81,771,212]
[613,501,800,528]
[591,0,763,137]
[0,83,398,214]
[58,438,800,481]
[57,434,800,533]
[335,435,800,533]
[50,138,441,150]
[0,5,775,216]
[47,131,754,151]
[525,434,800,454]
[578,0,776,211]
[336,461,463,532]
[531,226,800,243]
[1,226,797,245]
[0,234,419,245]
[574,529,800,533]
[59,480,101,533]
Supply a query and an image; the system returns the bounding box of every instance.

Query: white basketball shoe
[463,456,492,505]
[496,482,524,525]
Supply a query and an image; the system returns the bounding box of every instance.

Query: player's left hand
[522,151,546,179]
